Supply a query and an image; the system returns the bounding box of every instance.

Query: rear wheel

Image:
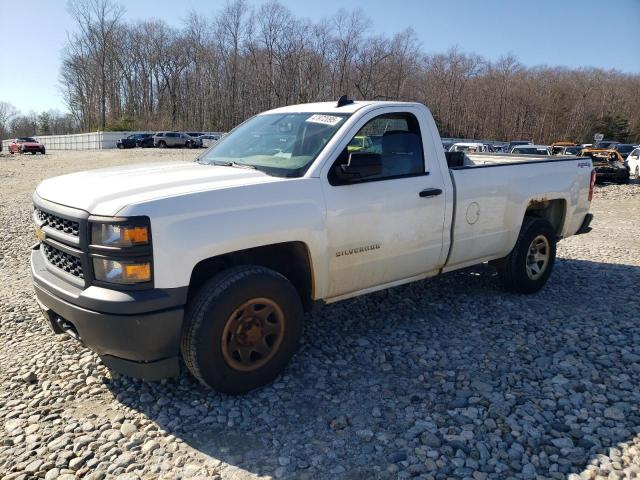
[635,166,639,179]
[495,216,556,294]
[158,141,167,148]
[181,265,303,394]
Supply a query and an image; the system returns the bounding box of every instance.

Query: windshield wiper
[212,161,256,170]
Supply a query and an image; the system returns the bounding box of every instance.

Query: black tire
[494,216,556,294]
[158,141,167,148]
[40,148,45,155]
[181,265,303,394]
[117,143,124,149]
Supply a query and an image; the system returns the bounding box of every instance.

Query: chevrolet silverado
[31,98,595,394]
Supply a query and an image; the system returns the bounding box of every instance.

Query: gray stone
[420,432,441,448]
[119,422,137,438]
[604,407,625,421]
[141,440,159,454]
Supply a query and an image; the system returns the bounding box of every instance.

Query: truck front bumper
[31,246,186,380]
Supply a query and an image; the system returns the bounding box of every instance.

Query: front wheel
[494,216,556,294]
[635,166,640,179]
[181,265,303,394]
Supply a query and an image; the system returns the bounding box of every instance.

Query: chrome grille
[35,209,79,237]
[42,244,84,279]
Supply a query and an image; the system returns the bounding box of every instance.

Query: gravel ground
[1,150,639,480]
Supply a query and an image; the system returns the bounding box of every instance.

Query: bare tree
[67,0,124,130]
[57,0,640,143]
[0,102,18,139]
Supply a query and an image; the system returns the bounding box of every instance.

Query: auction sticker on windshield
[306,114,343,126]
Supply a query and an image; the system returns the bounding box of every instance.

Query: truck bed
[446,151,584,168]
[441,153,592,272]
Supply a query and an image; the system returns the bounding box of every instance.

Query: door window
[329,112,424,185]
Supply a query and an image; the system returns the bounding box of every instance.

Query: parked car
[613,143,636,159]
[448,142,486,153]
[30,98,595,394]
[482,143,496,152]
[555,146,582,156]
[185,132,204,138]
[491,143,508,153]
[510,145,550,155]
[116,133,154,149]
[187,134,203,148]
[580,148,629,183]
[626,147,640,178]
[550,142,576,155]
[594,140,619,149]
[506,140,532,152]
[9,137,45,155]
[153,132,198,148]
[198,134,222,148]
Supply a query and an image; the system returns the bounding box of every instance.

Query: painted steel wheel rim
[221,297,285,372]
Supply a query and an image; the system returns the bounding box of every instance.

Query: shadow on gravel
[106,258,640,479]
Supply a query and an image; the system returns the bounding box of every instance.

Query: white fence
[2,131,144,151]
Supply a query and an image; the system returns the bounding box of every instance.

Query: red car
[9,137,46,155]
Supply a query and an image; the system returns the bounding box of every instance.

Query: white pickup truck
[31,99,595,393]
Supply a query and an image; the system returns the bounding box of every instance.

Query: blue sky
[1,0,638,114]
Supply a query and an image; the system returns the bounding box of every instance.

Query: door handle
[419,188,443,198]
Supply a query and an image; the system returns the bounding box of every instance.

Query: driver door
[321,108,447,299]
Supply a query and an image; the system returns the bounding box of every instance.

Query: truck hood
[35,161,281,215]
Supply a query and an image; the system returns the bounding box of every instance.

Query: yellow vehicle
[347,135,372,152]
[579,148,629,184]
[550,141,577,155]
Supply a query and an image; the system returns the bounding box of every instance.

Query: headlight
[91,221,149,247]
[93,258,151,284]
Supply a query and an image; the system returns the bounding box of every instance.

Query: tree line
[3,0,639,144]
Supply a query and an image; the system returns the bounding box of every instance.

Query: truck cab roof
[264,100,421,115]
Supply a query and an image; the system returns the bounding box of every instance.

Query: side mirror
[338,152,382,180]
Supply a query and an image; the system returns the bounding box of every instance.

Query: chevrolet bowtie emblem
[35,227,45,242]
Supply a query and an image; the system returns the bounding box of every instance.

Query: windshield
[564,147,581,155]
[17,137,36,142]
[198,113,349,177]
